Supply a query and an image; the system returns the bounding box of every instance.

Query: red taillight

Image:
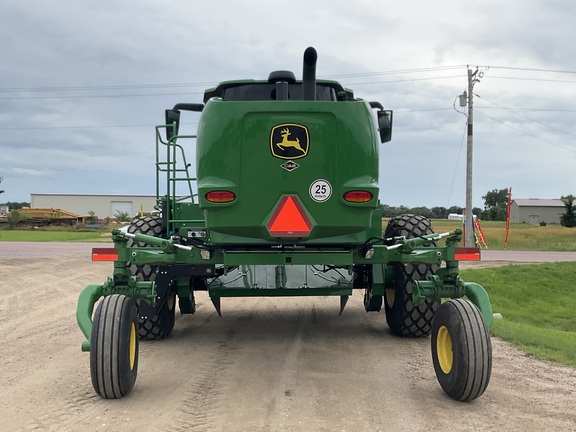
[343,190,373,203]
[205,190,236,203]
[92,248,118,261]
[455,247,481,261]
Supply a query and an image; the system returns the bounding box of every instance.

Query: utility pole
[463,68,480,247]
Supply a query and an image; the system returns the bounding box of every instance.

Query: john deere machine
[77,47,493,402]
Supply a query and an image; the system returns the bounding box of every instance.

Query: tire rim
[437,325,453,374]
[385,289,395,307]
[167,292,176,311]
[129,322,137,370]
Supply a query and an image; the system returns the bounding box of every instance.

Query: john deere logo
[270,124,309,159]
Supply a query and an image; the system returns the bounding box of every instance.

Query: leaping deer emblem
[276,128,305,154]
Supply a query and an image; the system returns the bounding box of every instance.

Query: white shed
[30,194,158,220]
[510,198,564,225]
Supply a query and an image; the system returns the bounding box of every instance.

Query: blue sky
[1,0,575,208]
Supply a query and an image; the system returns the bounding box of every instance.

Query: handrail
[155,125,199,233]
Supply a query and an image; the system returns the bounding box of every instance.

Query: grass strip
[462,262,576,368]
[0,230,109,242]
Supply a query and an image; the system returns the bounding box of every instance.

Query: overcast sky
[1,0,575,209]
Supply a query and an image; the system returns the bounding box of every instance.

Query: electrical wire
[0,82,215,93]
[0,65,468,93]
[488,76,576,84]
[0,91,204,100]
[475,93,576,137]
[0,122,198,131]
[474,110,576,153]
[446,120,468,207]
[2,64,575,95]
[481,65,576,74]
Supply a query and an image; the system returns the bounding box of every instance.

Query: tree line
[383,188,576,227]
[2,190,575,227]
[0,201,30,210]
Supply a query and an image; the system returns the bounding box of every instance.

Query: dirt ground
[1,244,575,432]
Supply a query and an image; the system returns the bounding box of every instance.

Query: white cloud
[1,0,575,208]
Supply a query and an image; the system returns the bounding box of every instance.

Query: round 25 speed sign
[309,179,332,203]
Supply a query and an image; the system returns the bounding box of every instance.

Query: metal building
[510,198,564,225]
[30,194,158,220]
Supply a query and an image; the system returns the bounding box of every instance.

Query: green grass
[0,229,110,242]
[429,219,576,251]
[462,262,576,367]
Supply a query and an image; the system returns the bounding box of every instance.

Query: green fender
[76,284,104,352]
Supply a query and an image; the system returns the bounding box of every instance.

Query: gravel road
[1,243,575,431]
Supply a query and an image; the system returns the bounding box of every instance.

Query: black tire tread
[126,216,175,340]
[432,299,492,401]
[384,214,439,337]
[90,294,138,399]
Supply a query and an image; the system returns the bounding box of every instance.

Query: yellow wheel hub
[129,322,136,370]
[385,289,395,307]
[167,292,176,311]
[437,325,453,374]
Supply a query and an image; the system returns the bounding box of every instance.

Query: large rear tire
[90,294,139,399]
[384,214,439,337]
[138,291,176,340]
[127,216,176,340]
[431,299,492,401]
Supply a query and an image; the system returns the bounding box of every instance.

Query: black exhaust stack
[302,47,317,101]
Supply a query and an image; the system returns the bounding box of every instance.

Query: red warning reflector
[92,248,118,261]
[455,247,481,261]
[206,190,236,203]
[267,195,312,237]
[343,190,373,203]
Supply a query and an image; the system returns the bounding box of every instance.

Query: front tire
[90,294,139,399]
[431,299,492,401]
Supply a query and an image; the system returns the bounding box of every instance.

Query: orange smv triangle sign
[267,195,312,237]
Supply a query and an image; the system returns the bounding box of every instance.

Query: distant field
[2,219,576,251]
[430,219,576,251]
[381,218,576,252]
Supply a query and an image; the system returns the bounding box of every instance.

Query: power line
[323,65,466,79]
[2,64,575,94]
[0,76,467,100]
[474,110,576,153]
[0,122,198,131]
[475,94,576,137]
[481,65,576,74]
[446,120,468,208]
[0,92,204,100]
[488,76,576,84]
[0,66,468,93]
[473,107,576,112]
[344,75,464,86]
[0,82,215,93]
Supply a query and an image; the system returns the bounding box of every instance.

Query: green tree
[431,207,448,219]
[7,210,29,229]
[409,206,433,219]
[114,210,132,222]
[560,195,576,227]
[447,205,463,215]
[0,201,30,210]
[381,204,410,218]
[87,210,98,223]
[481,188,509,221]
